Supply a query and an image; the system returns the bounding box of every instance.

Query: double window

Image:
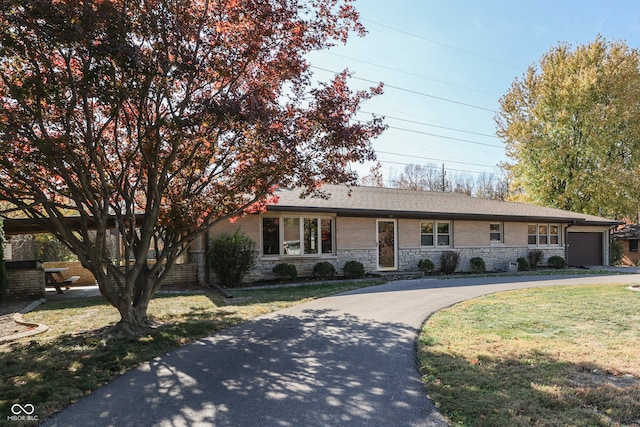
[420,221,450,247]
[528,224,560,246]
[262,216,334,256]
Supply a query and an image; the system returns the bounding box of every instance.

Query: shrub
[517,257,530,271]
[343,260,365,279]
[440,251,460,275]
[207,230,257,287]
[469,257,486,273]
[610,239,624,265]
[312,261,336,280]
[417,258,435,275]
[548,256,566,269]
[272,263,297,281]
[528,249,544,269]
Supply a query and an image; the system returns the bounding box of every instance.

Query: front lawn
[418,284,640,426]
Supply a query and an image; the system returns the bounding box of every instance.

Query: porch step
[369,270,425,281]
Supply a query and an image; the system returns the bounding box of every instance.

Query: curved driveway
[44,274,638,427]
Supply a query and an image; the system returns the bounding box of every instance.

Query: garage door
[567,232,603,266]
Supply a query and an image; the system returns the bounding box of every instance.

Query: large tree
[0,0,384,334]
[495,36,640,218]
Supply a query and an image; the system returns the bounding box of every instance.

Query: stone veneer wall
[247,256,339,282]
[6,268,45,299]
[399,247,565,272]
[336,249,377,272]
[241,250,379,282]
[220,246,567,283]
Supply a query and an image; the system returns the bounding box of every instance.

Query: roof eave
[267,205,617,225]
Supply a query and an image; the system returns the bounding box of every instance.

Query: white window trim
[420,220,452,248]
[490,222,504,244]
[528,223,561,247]
[261,214,336,257]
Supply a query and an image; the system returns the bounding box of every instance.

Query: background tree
[496,36,640,218]
[0,0,384,335]
[392,163,443,191]
[451,171,474,196]
[359,161,385,187]
[475,171,508,201]
[390,162,507,198]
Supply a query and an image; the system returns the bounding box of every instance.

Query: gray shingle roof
[612,224,640,239]
[268,184,619,225]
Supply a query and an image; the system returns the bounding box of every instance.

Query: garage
[567,232,603,266]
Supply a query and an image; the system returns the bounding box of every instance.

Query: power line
[362,18,525,71]
[324,51,498,97]
[370,123,503,148]
[311,66,497,113]
[360,111,499,139]
[376,150,497,168]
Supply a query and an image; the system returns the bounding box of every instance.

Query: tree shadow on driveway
[44,308,447,427]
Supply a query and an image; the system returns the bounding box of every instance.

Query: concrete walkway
[43,274,639,427]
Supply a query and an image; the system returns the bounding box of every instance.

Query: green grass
[418,284,640,426]
[0,279,384,425]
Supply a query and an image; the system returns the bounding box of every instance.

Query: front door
[377,219,397,270]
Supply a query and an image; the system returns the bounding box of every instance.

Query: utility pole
[441,163,446,192]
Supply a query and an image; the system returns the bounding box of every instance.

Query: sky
[306,0,640,185]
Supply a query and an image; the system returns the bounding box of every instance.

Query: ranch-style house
[207,184,619,281]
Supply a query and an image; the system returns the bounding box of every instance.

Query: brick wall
[103,263,199,287]
[6,268,45,299]
[161,263,198,286]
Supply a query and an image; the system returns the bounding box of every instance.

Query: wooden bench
[44,268,80,294]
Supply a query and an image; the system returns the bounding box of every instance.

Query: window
[262,218,280,255]
[550,225,559,245]
[283,218,301,255]
[421,221,451,247]
[420,222,434,246]
[630,240,638,253]
[528,224,560,246]
[262,216,334,256]
[538,225,548,245]
[321,219,333,254]
[304,218,318,255]
[490,223,503,243]
[528,224,537,245]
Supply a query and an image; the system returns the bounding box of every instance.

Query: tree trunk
[109,268,157,337]
[113,297,153,337]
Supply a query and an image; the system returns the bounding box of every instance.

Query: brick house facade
[207,185,618,282]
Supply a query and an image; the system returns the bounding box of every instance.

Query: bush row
[207,231,568,287]
[417,250,567,275]
[271,260,366,282]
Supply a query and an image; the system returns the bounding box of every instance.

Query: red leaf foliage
[0,0,385,320]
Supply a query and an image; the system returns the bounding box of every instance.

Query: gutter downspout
[564,220,577,267]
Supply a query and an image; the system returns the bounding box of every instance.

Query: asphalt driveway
[43,273,639,427]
